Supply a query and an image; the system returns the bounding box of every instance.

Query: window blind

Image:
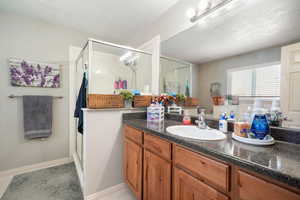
[229,64,280,97]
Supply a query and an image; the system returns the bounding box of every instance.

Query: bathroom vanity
[122,114,300,200]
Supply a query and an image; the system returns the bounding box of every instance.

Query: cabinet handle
[145,164,149,181]
[159,168,163,183]
[146,165,148,180]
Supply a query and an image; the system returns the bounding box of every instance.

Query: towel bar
[8,94,63,99]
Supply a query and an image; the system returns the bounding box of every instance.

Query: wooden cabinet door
[238,171,300,200]
[174,168,228,200]
[144,150,171,200]
[124,139,142,200]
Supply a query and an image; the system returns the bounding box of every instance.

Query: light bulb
[186,8,196,18]
[120,51,132,62]
[198,0,209,11]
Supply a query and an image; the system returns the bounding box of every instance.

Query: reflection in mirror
[161,0,300,129]
[159,57,191,96]
[227,63,281,97]
[88,41,152,94]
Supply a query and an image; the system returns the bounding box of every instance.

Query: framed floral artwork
[9,58,60,88]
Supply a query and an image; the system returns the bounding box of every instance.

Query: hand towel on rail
[74,72,87,134]
[23,96,53,139]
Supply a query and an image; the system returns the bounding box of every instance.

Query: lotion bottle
[219,113,228,133]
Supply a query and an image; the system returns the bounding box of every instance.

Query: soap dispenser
[251,99,270,139]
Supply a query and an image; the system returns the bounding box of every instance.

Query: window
[227,63,281,97]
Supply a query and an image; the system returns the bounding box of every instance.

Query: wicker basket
[133,95,153,107]
[87,94,124,109]
[185,97,200,107]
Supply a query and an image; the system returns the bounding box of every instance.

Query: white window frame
[227,61,281,101]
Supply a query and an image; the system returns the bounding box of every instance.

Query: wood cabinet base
[123,125,300,200]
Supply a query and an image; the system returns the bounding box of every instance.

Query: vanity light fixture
[187,0,235,23]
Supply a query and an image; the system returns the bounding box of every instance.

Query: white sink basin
[166,125,226,141]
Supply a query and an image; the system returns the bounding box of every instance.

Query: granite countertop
[123,117,300,190]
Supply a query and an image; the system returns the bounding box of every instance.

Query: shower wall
[89,51,135,94]
[88,41,153,95]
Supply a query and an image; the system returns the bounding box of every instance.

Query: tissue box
[147,106,164,121]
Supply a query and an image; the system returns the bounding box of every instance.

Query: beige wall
[197,46,281,111]
[0,12,99,171]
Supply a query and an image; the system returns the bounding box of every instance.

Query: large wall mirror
[161,0,300,129]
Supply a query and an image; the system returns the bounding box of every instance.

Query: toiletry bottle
[183,115,192,125]
[114,81,119,90]
[219,113,228,133]
[185,80,190,97]
[251,103,270,140]
[269,98,281,126]
[123,80,127,89]
[228,111,235,122]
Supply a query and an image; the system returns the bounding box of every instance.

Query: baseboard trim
[0,157,73,178]
[73,153,84,190]
[86,183,127,200]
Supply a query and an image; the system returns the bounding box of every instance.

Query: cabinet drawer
[124,125,143,144]
[238,171,300,200]
[174,145,230,192]
[174,168,229,200]
[144,134,171,160]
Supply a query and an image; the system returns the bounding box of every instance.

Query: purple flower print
[44,66,52,75]
[9,59,60,88]
[52,74,60,87]
[40,77,46,87]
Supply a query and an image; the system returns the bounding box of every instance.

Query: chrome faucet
[196,108,207,129]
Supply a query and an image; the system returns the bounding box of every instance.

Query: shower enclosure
[73,39,153,173]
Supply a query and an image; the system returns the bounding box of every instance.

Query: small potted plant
[176,94,186,106]
[120,90,133,108]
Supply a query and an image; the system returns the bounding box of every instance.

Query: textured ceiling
[161,0,300,64]
[0,0,178,45]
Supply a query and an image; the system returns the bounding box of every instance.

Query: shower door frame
[72,38,153,172]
